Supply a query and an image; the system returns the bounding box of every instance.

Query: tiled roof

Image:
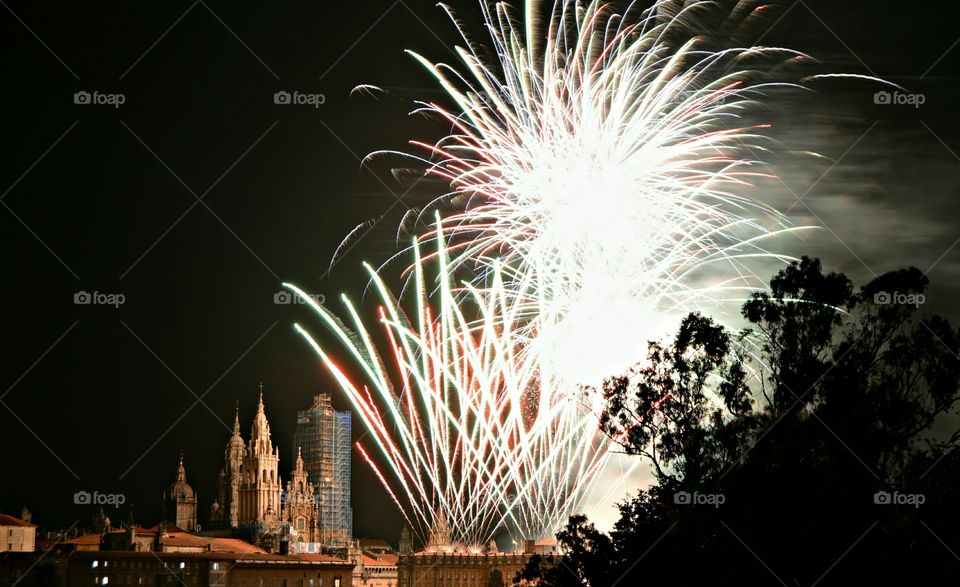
[65,533,102,545]
[69,551,352,565]
[229,553,354,566]
[290,553,352,563]
[363,553,399,566]
[0,514,36,528]
[207,538,265,554]
[101,527,265,554]
[108,525,155,535]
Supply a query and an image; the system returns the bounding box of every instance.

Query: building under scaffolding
[293,394,353,546]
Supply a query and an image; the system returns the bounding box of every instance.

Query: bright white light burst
[387,0,816,386]
[286,234,608,545]
[295,0,875,546]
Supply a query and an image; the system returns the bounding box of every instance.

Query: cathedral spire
[254,386,267,419]
[250,384,273,455]
[232,406,242,437]
[177,451,186,482]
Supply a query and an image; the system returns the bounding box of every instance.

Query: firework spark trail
[373,0,830,386]
[287,233,607,545]
[290,0,887,546]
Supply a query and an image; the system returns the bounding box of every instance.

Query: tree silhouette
[519,257,960,586]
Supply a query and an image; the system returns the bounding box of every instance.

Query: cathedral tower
[293,393,352,544]
[399,526,413,554]
[211,407,246,528]
[237,389,281,531]
[163,453,198,531]
[282,447,321,548]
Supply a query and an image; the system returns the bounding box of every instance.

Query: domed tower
[163,452,198,531]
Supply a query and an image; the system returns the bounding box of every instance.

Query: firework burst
[287,229,607,545]
[293,0,873,546]
[380,0,819,385]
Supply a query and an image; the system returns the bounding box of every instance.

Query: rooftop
[363,552,399,566]
[0,514,36,528]
[358,538,393,550]
[65,533,102,546]
[69,550,353,565]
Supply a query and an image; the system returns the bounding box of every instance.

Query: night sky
[2,0,959,544]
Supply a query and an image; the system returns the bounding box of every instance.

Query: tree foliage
[519,257,960,586]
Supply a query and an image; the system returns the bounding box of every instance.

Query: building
[162,452,199,531]
[239,391,283,532]
[395,530,554,587]
[283,448,322,548]
[398,528,413,557]
[209,387,322,552]
[351,540,399,587]
[211,389,284,536]
[0,513,36,552]
[211,408,247,530]
[66,550,354,587]
[91,509,112,534]
[100,523,268,555]
[227,553,354,587]
[293,394,352,545]
[62,533,103,552]
[0,551,68,586]
[396,550,530,587]
[2,549,356,587]
[358,538,395,556]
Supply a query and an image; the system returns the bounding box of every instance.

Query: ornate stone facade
[283,447,321,546]
[397,551,530,587]
[207,387,322,552]
[238,392,282,530]
[396,530,553,587]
